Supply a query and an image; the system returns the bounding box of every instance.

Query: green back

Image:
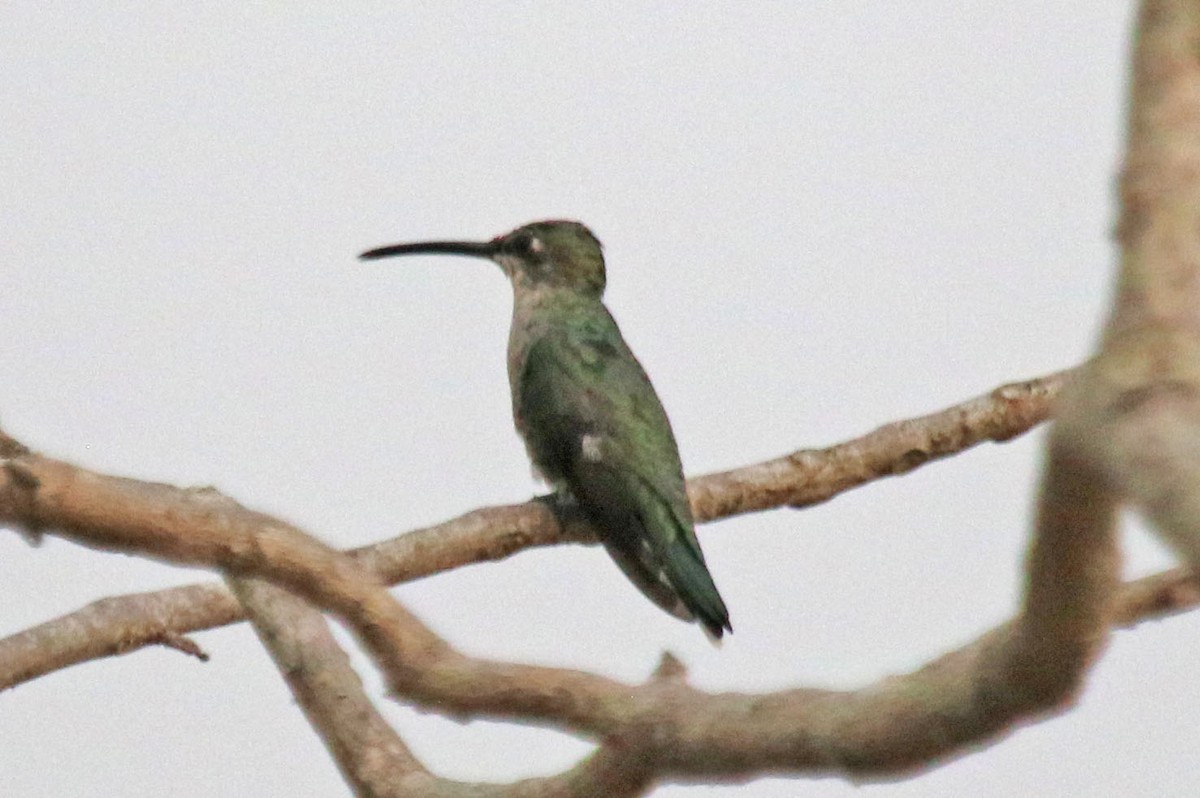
[511,293,730,636]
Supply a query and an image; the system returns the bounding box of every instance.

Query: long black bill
[359,240,497,261]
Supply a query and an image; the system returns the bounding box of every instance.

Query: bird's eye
[509,233,543,257]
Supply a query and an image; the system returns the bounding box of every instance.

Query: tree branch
[1059,0,1200,570]
[230,575,658,797]
[0,365,1194,788]
[229,576,428,795]
[1,370,1064,690]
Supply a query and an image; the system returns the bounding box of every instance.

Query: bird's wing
[516,307,730,636]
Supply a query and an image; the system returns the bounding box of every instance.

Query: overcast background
[2,4,1189,797]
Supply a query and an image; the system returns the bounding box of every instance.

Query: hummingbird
[360,220,731,638]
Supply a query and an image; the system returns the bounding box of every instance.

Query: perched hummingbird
[360,220,731,638]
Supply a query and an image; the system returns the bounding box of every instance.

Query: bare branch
[229,576,428,795]
[0,417,1196,787]
[1112,567,1200,626]
[995,432,1119,710]
[231,576,658,797]
[1,370,1065,689]
[947,0,1200,749]
[0,582,235,687]
[1066,0,1200,568]
[688,371,1069,521]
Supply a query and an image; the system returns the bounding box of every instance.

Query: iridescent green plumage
[361,220,731,638]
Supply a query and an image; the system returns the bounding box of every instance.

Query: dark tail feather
[663,539,732,639]
[602,540,694,622]
[581,465,732,638]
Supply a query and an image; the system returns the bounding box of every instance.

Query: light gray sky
[3,4,1189,797]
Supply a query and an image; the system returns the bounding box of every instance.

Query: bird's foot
[533,488,589,539]
[534,487,580,514]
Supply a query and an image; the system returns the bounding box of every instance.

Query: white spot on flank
[581,434,604,462]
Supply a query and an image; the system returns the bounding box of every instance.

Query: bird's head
[360,219,606,298]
